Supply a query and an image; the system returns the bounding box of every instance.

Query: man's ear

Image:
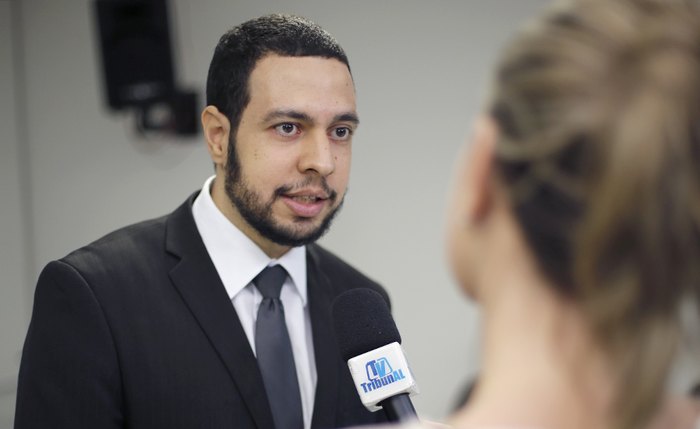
[201,106,231,166]
[467,116,498,222]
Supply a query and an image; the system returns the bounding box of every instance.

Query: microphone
[332,288,419,422]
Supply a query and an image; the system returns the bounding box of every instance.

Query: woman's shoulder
[647,395,700,429]
[347,421,451,429]
[350,422,538,429]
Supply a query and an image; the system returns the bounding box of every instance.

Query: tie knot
[253,265,287,299]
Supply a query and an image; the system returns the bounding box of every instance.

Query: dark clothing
[15,194,388,429]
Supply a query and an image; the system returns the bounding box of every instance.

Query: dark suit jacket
[15,194,389,429]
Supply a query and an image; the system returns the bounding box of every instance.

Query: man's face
[225,54,357,248]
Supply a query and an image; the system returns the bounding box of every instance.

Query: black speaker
[94,0,175,110]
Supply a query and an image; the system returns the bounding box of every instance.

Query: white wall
[0,1,29,427]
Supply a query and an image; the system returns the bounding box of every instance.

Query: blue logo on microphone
[361,357,406,393]
[366,357,392,379]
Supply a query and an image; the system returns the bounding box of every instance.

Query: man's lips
[285,189,330,200]
[282,196,327,218]
[281,189,332,218]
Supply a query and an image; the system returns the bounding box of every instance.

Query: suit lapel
[307,246,340,429]
[165,195,275,429]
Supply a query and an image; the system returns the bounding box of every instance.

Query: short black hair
[205,14,351,134]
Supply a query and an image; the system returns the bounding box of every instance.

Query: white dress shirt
[192,175,317,429]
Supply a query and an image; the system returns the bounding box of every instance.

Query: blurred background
[2,0,698,427]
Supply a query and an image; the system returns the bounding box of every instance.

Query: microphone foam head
[332,288,401,361]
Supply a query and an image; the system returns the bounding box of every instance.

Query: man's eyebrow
[263,110,313,123]
[262,110,359,126]
[333,113,360,126]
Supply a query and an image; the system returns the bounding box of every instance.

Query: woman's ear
[201,106,231,166]
[445,116,499,301]
[466,115,498,223]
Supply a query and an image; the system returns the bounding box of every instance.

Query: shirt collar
[192,175,308,305]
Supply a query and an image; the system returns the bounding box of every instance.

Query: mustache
[274,176,337,201]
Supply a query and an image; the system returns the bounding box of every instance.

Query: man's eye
[275,123,299,136]
[331,127,352,140]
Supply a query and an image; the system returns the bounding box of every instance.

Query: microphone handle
[379,393,418,422]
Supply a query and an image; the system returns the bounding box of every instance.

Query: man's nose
[298,130,335,176]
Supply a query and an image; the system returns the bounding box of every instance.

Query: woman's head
[449,0,700,427]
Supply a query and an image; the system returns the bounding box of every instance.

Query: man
[15,14,388,429]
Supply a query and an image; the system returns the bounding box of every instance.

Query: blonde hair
[489,0,700,427]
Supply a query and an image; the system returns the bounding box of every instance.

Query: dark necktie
[253,265,304,429]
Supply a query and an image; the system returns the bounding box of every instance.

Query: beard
[224,138,345,247]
